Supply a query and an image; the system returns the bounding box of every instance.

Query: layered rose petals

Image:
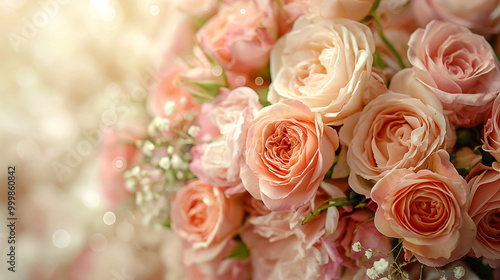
[241,100,339,211]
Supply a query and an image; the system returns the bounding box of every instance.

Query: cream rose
[407,20,500,127]
[483,94,500,162]
[241,100,339,211]
[339,69,449,197]
[371,150,477,267]
[170,180,244,264]
[466,163,500,268]
[268,16,375,126]
[411,0,500,34]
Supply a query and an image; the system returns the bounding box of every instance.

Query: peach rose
[483,94,500,162]
[371,150,476,267]
[170,180,244,264]
[407,20,500,127]
[241,100,339,211]
[268,16,375,126]
[310,0,376,21]
[339,71,449,197]
[196,0,278,75]
[147,67,200,121]
[466,163,500,268]
[411,0,500,34]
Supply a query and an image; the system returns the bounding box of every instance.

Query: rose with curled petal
[466,163,500,268]
[407,20,500,127]
[268,16,375,126]
[371,150,476,267]
[411,0,500,34]
[196,0,278,75]
[339,69,449,197]
[241,100,339,211]
[170,180,244,265]
[483,94,500,162]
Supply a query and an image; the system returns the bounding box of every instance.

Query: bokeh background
[0,0,186,279]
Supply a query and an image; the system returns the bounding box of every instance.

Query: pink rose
[196,0,278,75]
[407,20,500,127]
[268,16,375,126]
[340,70,450,197]
[466,163,500,268]
[411,0,500,34]
[241,190,342,280]
[483,94,500,162]
[191,87,262,194]
[371,150,477,267]
[98,128,141,207]
[170,180,244,264]
[147,67,200,122]
[241,100,339,211]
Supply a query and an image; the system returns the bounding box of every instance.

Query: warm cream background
[0,0,185,279]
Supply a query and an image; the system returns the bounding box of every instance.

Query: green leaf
[373,50,385,70]
[226,240,250,260]
[187,80,222,98]
[161,219,171,229]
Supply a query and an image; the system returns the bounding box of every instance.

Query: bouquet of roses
[101,0,500,279]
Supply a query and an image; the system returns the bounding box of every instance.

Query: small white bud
[159,157,171,170]
[180,96,187,106]
[167,145,174,154]
[142,140,155,156]
[366,268,378,280]
[187,125,200,138]
[373,258,389,274]
[439,276,447,280]
[379,277,390,280]
[453,266,465,279]
[164,101,176,116]
[352,242,362,252]
[365,249,373,259]
[171,154,183,169]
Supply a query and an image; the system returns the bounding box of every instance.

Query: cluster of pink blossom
[100,0,500,279]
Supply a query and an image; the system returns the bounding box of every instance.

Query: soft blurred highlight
[0,0,187,279]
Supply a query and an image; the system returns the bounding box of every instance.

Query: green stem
[371,11,406,69]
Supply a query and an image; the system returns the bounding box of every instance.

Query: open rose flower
[466,163,500,268]
[407,20,500,127]
[241,100,339,211]
[268,16,375,126]
[371,150,476,267]
[190,87,262,194]
[170,180,244,264]
[483,94,500,162]
[411,0,500,34]
[196,0,278,75]
[339,70,449,197]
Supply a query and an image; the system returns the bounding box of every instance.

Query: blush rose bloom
[147,67,200,121]
[466,163,500,268]
[339,70,450,197]
[241,100,339,211]
[268,16,375,126]
[411,0,500,34]
[170,180,244,264]
[371,150,477,267]
[241,189,342,280]
[407,20,500,127]
[196,0,278,75]
[483,94,500,162]
[190,87,262,194]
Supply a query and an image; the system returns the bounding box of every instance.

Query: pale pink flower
[371,150,476,267]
